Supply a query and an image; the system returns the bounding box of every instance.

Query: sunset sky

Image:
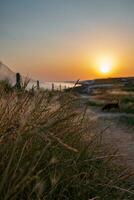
[0,0,134,81]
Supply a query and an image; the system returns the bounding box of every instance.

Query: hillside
[0,61,15,84]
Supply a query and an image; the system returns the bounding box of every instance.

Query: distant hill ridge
[81,76,134,85]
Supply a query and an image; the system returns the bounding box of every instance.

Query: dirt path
[85,107,134,169]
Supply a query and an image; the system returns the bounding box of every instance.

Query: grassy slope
[0,90,134,200]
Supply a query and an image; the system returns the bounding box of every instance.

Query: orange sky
[6,43,133,81]
[1,0,134,81]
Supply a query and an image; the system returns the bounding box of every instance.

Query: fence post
[59,84,61,92]
[37,80,40,90]
[16,73,21,90]
[52,83,54,91]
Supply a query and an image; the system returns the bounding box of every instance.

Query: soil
[80,95,134,169]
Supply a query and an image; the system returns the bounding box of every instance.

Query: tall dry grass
[0,89,134,200]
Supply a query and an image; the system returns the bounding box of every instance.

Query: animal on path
[102,100,120,112]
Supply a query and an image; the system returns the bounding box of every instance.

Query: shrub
[0,91,134,199]
[0,79,12,93]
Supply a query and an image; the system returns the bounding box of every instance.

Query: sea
[28,81,77,91]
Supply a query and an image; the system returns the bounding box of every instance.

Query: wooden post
[59,84,61,92]
[37,80,40,90]
[31,85,35,96]
[16,73,21,90]
[52,83,54,91]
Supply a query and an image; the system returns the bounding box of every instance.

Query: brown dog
[102,100,120,112]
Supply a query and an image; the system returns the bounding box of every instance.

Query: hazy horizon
[0,0,134,81]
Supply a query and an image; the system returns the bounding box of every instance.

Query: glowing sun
[99,63,111,74]
[98,57,113,74]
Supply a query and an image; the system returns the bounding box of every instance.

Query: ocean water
[28,81,77,91]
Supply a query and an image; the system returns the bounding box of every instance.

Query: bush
[0,79,12,93]
[119,116,134,128]
[0,91,134,199]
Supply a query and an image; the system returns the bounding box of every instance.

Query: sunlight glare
[98,57,113,74]
[100,63,111,74]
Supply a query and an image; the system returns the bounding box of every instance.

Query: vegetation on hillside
[0,79,13,93]
[0,87,134,199]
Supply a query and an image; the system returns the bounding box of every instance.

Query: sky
[0,0,134,81]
